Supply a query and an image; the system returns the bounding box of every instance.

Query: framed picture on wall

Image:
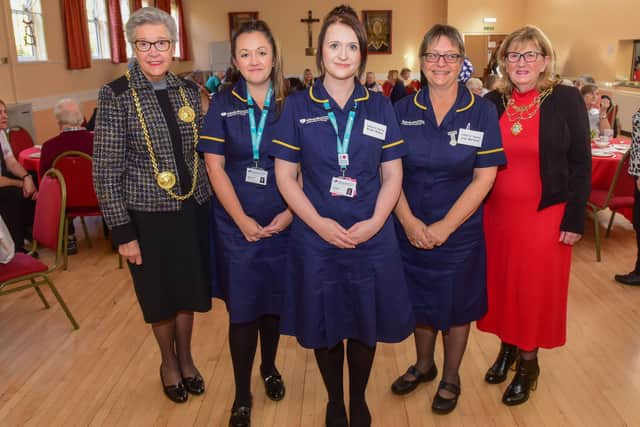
[228,12,259,40]
[362,10,392,54]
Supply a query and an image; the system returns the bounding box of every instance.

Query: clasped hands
[404,216,452,250]
[315,217,383,249]
[238,209,293,243]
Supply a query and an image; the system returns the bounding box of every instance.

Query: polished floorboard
[1,215,639,427]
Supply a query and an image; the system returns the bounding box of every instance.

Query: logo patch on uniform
[221,109,249,118]
[401,119,425,126]
[299,116,329,124]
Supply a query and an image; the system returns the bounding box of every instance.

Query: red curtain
[155,0,170,12]
[176,0,190,61]
[132,0,142,10]
[107,0,127,63]
[62,0,91,69]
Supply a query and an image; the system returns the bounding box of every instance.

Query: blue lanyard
[323,100,357,173]
[246,83,273,165]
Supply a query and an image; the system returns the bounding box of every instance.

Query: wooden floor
[1,215,640,427]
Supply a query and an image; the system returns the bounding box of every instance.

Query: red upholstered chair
[587,150,635,261]
[7,126,34,157]
[0,169,79,329]
[52,151,103,270]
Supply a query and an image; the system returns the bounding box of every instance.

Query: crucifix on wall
[300,10,320,56]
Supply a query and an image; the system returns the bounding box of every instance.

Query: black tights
[314,339,376,425]
[153,311,199,385]
[229,315,281,407]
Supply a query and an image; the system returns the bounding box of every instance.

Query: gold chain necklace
[126,71,199,201]
[502,87,552,136]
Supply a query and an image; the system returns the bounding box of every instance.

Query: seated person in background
[205,70,225,94]
[302,68,315,88]
[400,67,420,94]
[484,74,499,92]
[382,69,399,96]
[600,94,619,137]
[0,99,37,253]
[581,84,611,138]
[39,98,94,255]
[286,77,304,92]
[465,77,486,96]
[364,71,383,92]
[633,63,640,81]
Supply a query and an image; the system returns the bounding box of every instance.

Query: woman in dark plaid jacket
[93,7,212,404]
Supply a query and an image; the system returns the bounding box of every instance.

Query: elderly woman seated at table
[39,98,94,255]
[0,99,37,253]
[581,84,611,139]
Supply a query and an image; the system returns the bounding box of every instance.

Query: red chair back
[8,126,34,157]
[52,151,99,209]
[612,152,635,199]
[33,170,67,251]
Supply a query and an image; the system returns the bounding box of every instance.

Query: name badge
[363,119,387,140]
[330,176,357,198]
[457,128,484,147]
[245,167,268,186]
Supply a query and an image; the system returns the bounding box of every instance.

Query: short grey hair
[465,77,483,90]
[54,98,83,127]
[419,24,465,59]
[125,7,177,44]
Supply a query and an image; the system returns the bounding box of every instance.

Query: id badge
[330,176,357,198]
[457,128,484,147]
[245,167,268,186]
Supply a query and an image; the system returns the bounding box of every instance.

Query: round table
[17,146,42,182]
[591,137,632,220]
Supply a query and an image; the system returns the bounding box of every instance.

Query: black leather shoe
[183,372,205,395]
[349,399,371,427]
[485,342,519,384]
[502,358,539,406]
[391,364,438,395]
[262,369,285,401]
[229,405,251,427]
[67,236,78,255]
[614,271,640,286]
[431,380,460,415]
[160,365,188,403]
[325,401,348,427]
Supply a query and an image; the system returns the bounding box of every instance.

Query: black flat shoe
[325,401,348,427]
[349,399,371,427]
[431,380,460,415]
[262,370,285,401]
[502,358,539,406]
[229,405,251,427]
[614,271,640,286]
[160,365,188,403]
[183,372,205,395]
[391,364,438,395]
[485,342,519,384]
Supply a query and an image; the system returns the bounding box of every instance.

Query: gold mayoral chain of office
[502,87,553,136]
[126,70,199,200]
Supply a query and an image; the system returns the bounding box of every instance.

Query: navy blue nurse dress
[268,79,415,349]
[198,78,289,324]
[393,84,506,330]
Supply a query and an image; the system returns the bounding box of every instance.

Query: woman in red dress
[478,26,591,406]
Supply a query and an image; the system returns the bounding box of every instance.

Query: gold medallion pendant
[157,171,177,190]
[511,121,523,136]
[178,106,195,123]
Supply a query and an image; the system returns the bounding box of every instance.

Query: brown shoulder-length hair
[496,25,558,95]
[315,5,368,79]
[230,20,287,111]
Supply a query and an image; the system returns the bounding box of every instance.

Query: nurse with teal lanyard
[197,20,291,427]
[270,6,414,426]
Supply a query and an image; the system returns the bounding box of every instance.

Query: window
[10,0,47,62]
[86,0,111,59]
[120,0,132,58]
[170,0,181,58]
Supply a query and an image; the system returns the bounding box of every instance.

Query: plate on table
[28,152,41,159]
[612,144,630,152]
[591,149,615,158]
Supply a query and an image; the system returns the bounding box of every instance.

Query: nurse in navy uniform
[270,6,414,427]
[389,24,505,415]
[198,20,290,427]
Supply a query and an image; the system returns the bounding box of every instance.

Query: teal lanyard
[323,100,357,174]
[246,83,273,166]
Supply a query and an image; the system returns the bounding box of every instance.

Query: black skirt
[127,199,212,323]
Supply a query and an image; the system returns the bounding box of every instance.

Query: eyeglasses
[505,51,544,63]
[134,39,172,52]
[422,52,462,63]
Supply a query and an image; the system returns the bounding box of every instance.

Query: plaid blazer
[629,110,640,177]
[93,61,212,238]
